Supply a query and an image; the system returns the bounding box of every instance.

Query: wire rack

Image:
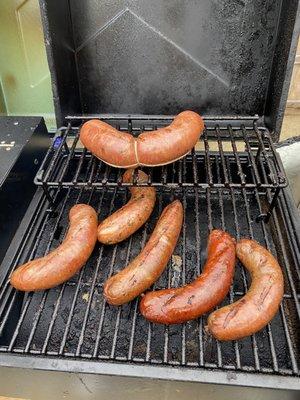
[35,116,287,188]
[0,168,299,381]
[34,116,288,222]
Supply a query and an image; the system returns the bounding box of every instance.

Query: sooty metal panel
[70,0,281,116]
[40,0,284,121]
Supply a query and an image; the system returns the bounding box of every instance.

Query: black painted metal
[0,117,49,264]
[39,0,300,138]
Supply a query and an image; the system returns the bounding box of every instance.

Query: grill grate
[34,116,287,190]
[0,184,299,378]
[0,118,298,387]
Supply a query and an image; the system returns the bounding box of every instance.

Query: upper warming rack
[35,116,287,192]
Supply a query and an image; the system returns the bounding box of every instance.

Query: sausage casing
[103,200,183,305]
[80,111,204,168]
[207,239,284,341]
[10,204,98,291]
[97,169,156,244]
[140,230,236,324]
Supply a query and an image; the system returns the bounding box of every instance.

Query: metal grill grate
[34,116,287,190]
[0,183,299,380]
[0,118,298,388]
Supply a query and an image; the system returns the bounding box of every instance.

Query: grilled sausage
[10,204,98,291]
[207,239,284,341]
[97,169,156,245]
[140,230,236,324]
[80,111,204,168]
[103,200,183,305]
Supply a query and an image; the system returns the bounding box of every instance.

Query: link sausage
[10,204,98,291]
[140,230,236,324]
[207,239,284,341]
[97,169,156,245]
[80,111,204,168]
[103,200,183,305]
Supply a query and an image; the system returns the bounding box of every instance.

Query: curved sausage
[97,169,156,244]
[103,200,183,305]
[140,230,236,324]
[10,204,98,291]
[80,111,204,168]
[207,239,284,341]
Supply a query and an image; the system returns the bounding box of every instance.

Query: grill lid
[40,0,300,136]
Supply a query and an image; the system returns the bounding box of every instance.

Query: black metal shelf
[35,116,287,190]
[33,116,288,222]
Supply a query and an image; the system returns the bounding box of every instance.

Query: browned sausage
[103,200,183,305]
[207,239,284,341]
[10,204,98,291]
[140,230,236,324]
[80,111,204,168]
[97,169,156,245]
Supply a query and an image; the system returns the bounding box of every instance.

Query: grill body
[0,118,299,395]
[1,0,300,396]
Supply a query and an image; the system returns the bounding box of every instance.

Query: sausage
[140,230,236,324]
[103,200,183,305]
[10,204,98,291]
[80,111,204,168]
[207,239,284,341]
[97,169,156,244]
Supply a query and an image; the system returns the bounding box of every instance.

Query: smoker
[0,1,299,399]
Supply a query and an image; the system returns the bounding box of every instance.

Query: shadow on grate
[0,185,298,377]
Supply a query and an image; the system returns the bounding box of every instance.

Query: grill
[1,0,300,396]
[0,117,299,389]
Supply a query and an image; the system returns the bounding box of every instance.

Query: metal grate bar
[56,132,80,184]
[193,190,204,367]
[241,125,261,187]
[203,128,213,187]
[253,125,278,186]
[216,159,241,369]
[216,125,229,187]
[180,191,187,365]
[228,125,246,186]
[72,148,87,184]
